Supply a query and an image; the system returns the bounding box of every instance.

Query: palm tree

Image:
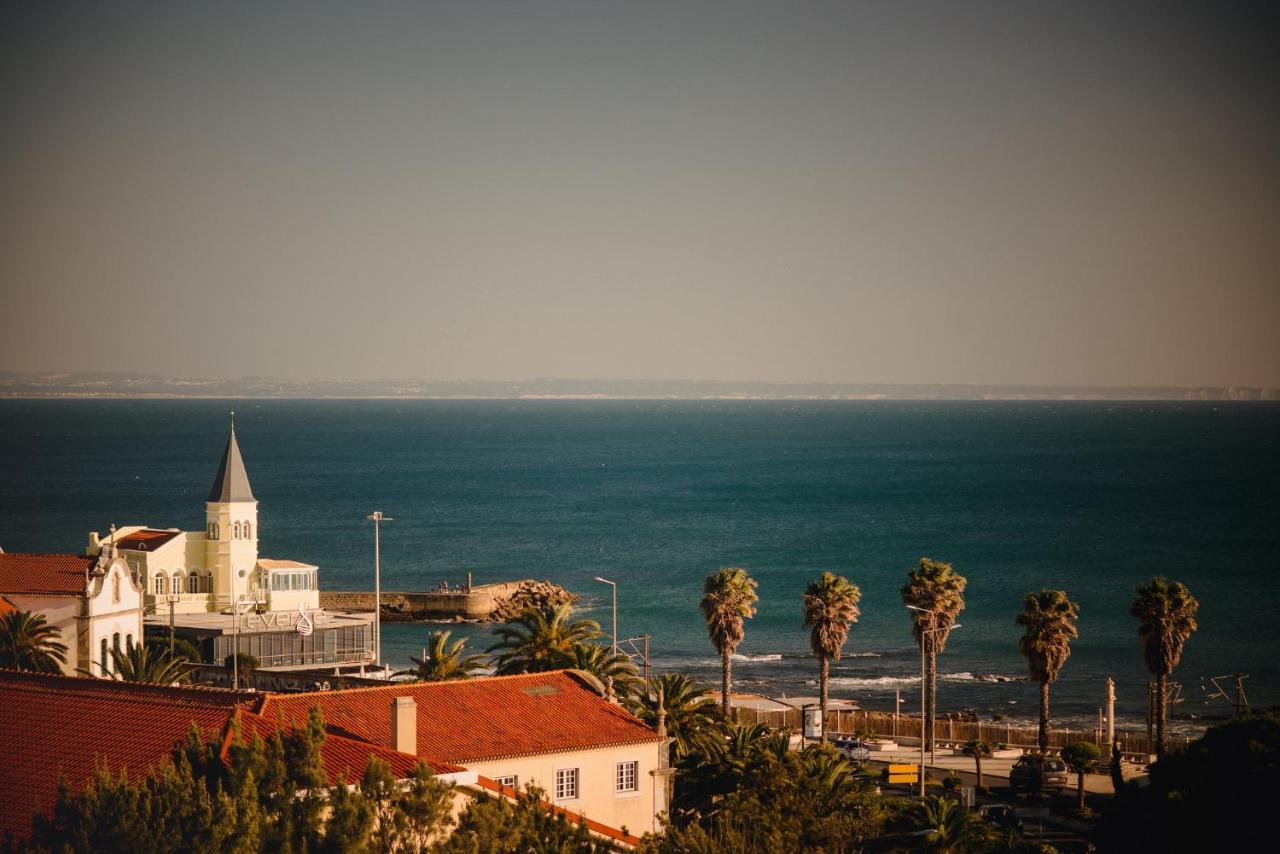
[802,572,861,736]
[901,558,966,751]
[626,672,725,762]
[1016,589,1080,752]
[486,602,601,675]
[1130,576,1199,759]
[404,630,488,681]
[106,641,192,684]
[906,795,979,853]
[555,641,641,699]
[962,738,993,792]
[1060,741,1101,813]
[0,610,68,673]
[698,567,758,716]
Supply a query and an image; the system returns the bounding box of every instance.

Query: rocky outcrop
[487,580,578,622]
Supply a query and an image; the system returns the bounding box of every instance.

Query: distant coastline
[1,371,1276,401]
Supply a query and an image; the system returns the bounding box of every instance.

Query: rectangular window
[495,775,518,790]
[554,768,578,801]
[615,761,638,793]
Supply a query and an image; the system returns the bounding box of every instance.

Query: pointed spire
[208,418,255,502]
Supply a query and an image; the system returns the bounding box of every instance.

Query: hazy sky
[3,1,1277,386]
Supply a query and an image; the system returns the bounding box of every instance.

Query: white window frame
[495,774,518,790]
[554,767,579,801]
[615,760,639,795]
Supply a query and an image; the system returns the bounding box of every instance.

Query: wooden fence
[730,706,1189,756]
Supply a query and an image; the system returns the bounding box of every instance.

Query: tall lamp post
[593,576,617,654]
[231,595,254,691]
[907,604,961,798]
[367,511,392,669]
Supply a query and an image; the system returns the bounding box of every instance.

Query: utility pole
[367,511,392,669]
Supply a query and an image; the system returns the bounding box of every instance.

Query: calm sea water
[2,399,1277,732]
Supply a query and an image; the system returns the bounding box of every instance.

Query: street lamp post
[231,595,253,691]
[367,511,392,669]
[593,576,617,654]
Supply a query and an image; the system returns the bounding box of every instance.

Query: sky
[2,1,1278,387]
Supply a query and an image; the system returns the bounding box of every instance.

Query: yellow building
[86,422,373,670]
[91,422,320,617]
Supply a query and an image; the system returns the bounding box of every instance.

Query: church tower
[205,419,259,606]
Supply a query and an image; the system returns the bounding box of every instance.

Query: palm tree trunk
[926,650,937,751]
[975,753,984,791]
[722,651,732,718]
[1155,672,1167,759]
[819,654,829,740]
[1038,680,1050,753]
[1077,770,1086,812]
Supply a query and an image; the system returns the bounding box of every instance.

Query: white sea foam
[844,652,883,658]
[732,653,783,662]
[829,672,1024,689]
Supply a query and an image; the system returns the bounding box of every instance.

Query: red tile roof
[0,596,17,615]
[230,710,465,784]
[257,671,663,764]
[0,670,252,840]
[0,553,96,596]
[0,671,468,841]
[114,529,181,551]
[473,775,642,848]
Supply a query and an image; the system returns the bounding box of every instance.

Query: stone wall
[319,580,529,621]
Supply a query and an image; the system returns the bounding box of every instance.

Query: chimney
[391,695,417,755]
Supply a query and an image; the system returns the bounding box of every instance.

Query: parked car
[977,804,1023,833]
[1008,755,1069,793]
[830,735,871,763]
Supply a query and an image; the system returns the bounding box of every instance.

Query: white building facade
[0,550,144,677]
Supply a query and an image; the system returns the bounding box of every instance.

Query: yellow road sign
[888,774,918,784]
[888,764,918,774]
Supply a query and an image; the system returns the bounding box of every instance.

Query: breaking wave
[732,653,783,662]
[829,672,1025,689]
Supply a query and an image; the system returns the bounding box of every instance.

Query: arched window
[231,521,239,539]
[243,522,251,539]
[188,572,200,594]
[155,574,167,595]
[100,638,109,676]
[172,571,185,595]
[211,522,219,540]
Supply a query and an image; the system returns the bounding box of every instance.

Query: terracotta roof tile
[0,553,96,596]
[257,671,663,764]
[231,710,465,784]
[114,529,181,551]
[0,672,465,841]
[0,670,252,840]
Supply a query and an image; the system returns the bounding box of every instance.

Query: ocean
[2,399,1277,733]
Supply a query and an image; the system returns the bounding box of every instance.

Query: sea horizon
[3,398,1277,735]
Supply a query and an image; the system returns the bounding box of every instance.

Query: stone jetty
[319,579,577,623]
